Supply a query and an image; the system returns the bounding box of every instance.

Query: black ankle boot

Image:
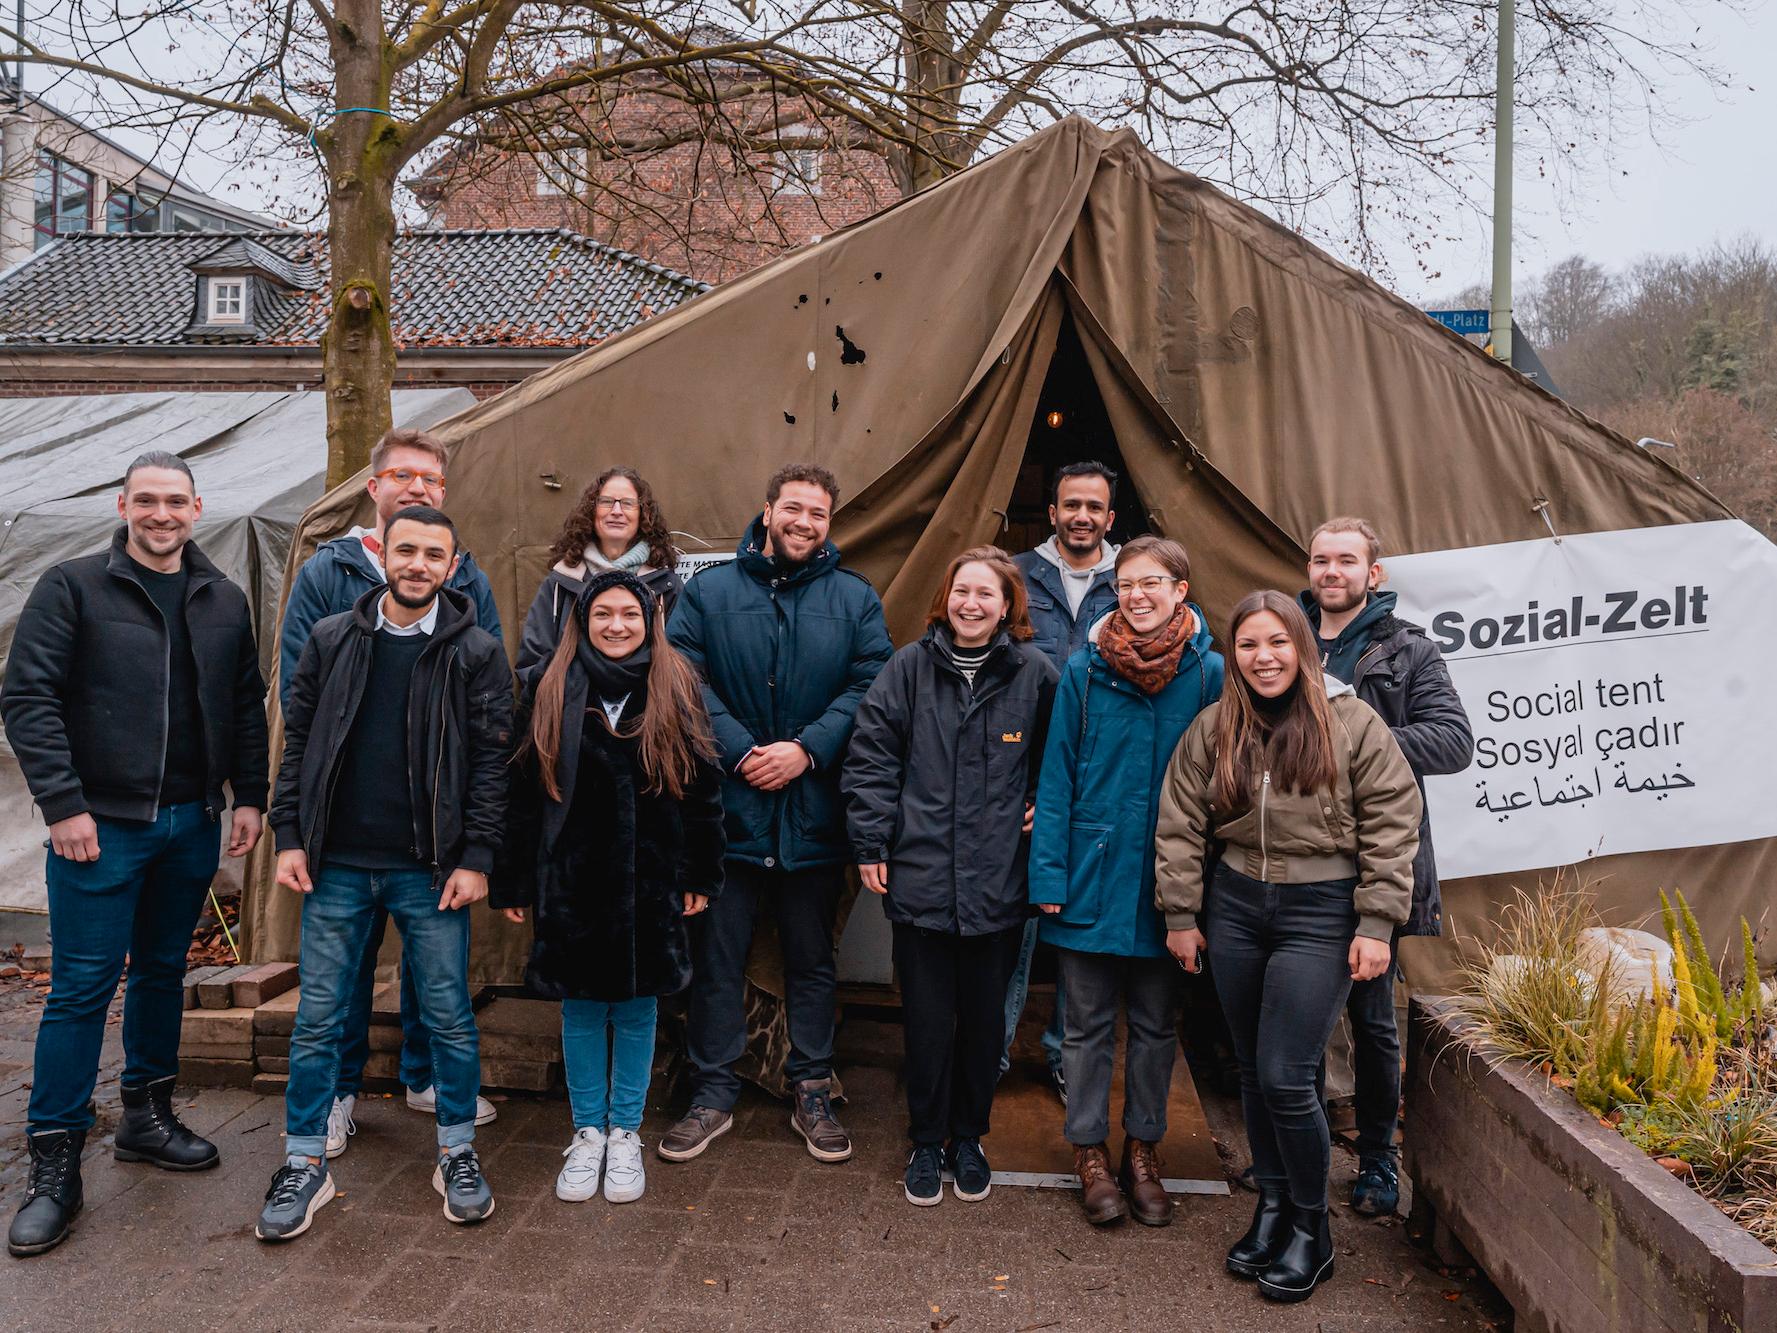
[8,1129,85,1257]
[1225,1187,1292,1278]
[1257,1206,1334,1302]
[114,1076,219,1171]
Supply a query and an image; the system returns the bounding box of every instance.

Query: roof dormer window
[208,278,246,324]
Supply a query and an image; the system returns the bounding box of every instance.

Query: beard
[1059,524,1104,557]
[389,578,443,609]
[1315,581,1366,612]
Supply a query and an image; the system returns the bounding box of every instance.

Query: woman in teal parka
[1029,535,1223,1228]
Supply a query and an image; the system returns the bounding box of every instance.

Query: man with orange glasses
[277,428,504,1156]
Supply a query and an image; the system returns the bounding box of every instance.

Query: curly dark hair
[547,467,681,568]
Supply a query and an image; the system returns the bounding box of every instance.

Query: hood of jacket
[347,583,482,640]
[734,514,842,587]
[1300,587,1398,680]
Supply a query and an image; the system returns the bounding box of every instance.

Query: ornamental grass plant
[1455,878,1775,1247]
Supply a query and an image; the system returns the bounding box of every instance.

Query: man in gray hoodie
[1003,462,1122,1103]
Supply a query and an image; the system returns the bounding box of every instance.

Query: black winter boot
[1225,1187,1292,1278]
[1258,1206,1334,1301]
[114,1077,219,1171]
[8,1129,85,1257]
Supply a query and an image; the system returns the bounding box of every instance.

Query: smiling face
[1307,529,1380,615]
[1115,552,1184,637]
[368,445,447,529]
[946,560,1008,649]
[594,474,642,556]
[119,466,201,564]
[1050,474,1114,562]
[381,518,459,610]
[586,586,647,660]
[1234,608,1300,698]
[762,479,833,565]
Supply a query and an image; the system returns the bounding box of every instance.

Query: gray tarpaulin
[0,388,474,912]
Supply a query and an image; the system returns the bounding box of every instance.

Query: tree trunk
[899,0,969,193]
[320,2,402,487]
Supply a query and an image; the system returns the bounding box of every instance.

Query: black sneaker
[434,1147,495,1224]
[948,1139,992,1202]
[256,1158,335,1242]
[1049,1064,1069,1108]
[904,1145,943,1206]
[1350,1155,1399,1216]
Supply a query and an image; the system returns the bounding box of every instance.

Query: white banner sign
[1388,520,1777,879]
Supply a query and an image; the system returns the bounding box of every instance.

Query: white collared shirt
[375,595,439,637]
[599,694,629,729]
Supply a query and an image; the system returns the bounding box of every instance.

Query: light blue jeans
[562,997,658,1133]
[1000,917,1066,1078]
[286,866,480,1158]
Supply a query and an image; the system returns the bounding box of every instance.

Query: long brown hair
[924,545,1035,641]
[1213,591,1338,812]
[527,589,714,801]
[546,466,682,569]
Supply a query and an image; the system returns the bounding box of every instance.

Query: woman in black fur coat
[495,570,724,1206]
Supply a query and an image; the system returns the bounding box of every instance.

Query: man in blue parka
[1004,461,1122,1103]
[661,463,893,1166]
[276,428,504,1156]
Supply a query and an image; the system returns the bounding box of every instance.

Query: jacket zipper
[1259,770,1272,882]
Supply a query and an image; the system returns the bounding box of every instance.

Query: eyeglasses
[374,467,446,489]
[595,496,640,513]
[1115,575,1178,596]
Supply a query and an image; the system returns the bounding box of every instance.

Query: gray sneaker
[256,1158,335,1242]
[434,1146,495,1223]
[657,1106,734,1162]
[791,1078,853,1162]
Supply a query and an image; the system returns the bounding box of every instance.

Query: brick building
[412,77,903,284]
[0,228,706,398]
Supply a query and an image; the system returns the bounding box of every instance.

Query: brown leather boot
[1119,1138,1173,1227]
[1073,1144,1127,1226]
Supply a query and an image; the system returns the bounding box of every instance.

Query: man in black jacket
[255,506,513,1244]
[1300,516,1474,1217]
[3,452,268,1258]
[661,463,893,1166]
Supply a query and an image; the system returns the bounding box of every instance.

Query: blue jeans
[1206,864,1358,1213]
[562,997,658,1133]
[285,866,479,1158]
[29,803,219,1133]
[999,917,1065,1077]
[336,907,434,1096]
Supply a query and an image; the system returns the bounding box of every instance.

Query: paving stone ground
[0,978,1510,1331]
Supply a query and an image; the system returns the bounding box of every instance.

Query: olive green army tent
[242,117,1768,991]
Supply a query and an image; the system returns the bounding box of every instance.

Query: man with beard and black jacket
[278,428,503,1159]
[1005,461,1121,1105]
[1300,516,1473,1217]
[256,506,513,1244]
[3,452,268,1258]
[660,463,893,1166]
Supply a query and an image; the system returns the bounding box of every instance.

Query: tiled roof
[0,229,709,349]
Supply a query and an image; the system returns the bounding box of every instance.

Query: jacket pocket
[1058,821,1113,926]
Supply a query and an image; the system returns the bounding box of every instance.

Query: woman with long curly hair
[494,570,724,1208]
[1154,590,1420,1304]
[516,467,684,685]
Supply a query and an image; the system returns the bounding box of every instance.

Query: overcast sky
[1390,2,1775,305]
[27,3,1773,308]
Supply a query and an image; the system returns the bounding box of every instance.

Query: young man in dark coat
[277,428,503,1156]
[3,452,268,1258]
[1300,516,1474,1216]
[661,463,893,1165]
[257,507,513,1243]
[1004,460,1122,1104]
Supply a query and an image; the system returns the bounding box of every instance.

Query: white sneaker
[406,1085,498,1126]
[603,1128,646,1203]
[555,1127,606,1202]
[324,1095,356,1159]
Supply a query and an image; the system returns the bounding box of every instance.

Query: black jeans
[1345,951,1402,1161]
[1206,864,1357,1212]
[893,922,1021,1146]
[1057,948,1180,1146]
[687,861,843,1112]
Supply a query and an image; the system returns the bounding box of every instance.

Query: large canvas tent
[0,388,474,912]
[245,118,1766,988]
